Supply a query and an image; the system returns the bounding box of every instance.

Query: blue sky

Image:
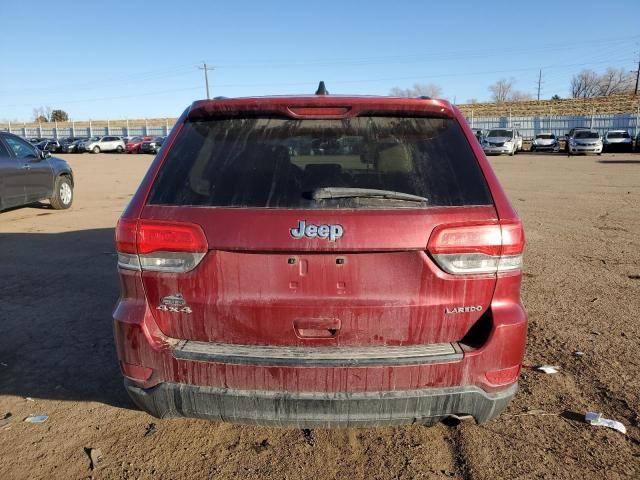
[1,0,638,122]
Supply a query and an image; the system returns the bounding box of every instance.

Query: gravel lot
[0,152,638,479]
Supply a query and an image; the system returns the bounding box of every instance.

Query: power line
[4,56,634,108]
[3,35,637,98]
[0,86,203,109]
[0,64,197,96]
[211,34,640,69]
[1,41,635,102]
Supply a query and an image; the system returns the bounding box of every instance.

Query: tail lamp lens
[136,220,208,254]
[428,222,524,275]
[115,219,207,273]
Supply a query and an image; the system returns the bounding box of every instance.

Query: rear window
[607,131,630,138]
[148,116,493,209]
[487,129,514,138]
[575,131,599,139]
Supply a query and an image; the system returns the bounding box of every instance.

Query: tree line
[389,67,638,103]
[32,106,70,123]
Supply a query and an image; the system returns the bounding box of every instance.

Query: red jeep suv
[114,90,527,427]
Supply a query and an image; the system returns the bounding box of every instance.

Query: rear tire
[50,176,73,210]
[92,146,100,154]
[116,145,124,153]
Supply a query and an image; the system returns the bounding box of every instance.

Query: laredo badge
[157,293,192,314]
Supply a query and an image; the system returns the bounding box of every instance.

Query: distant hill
[457,94,640,117]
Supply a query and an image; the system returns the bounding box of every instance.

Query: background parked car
[602,130,632,152]
[28,137,46,144]
[79,136,125,153]
[35,139,61,153]
[59,137,85,153]
[563,127,590,153]
[126,135,154,153]
[140,136,165,154]
[567,130,603,155]
[531,133,560,152]
[481,128,522,155]
[0,132,74,211]
[77,136,100,152]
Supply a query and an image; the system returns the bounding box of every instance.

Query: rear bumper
[125,379,517,427]
[483,147,512,154]
[603,142,632,150]
[532,145,559,152]
[114,270,527,427]
[570,145,602,153]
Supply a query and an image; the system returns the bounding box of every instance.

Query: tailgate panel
[140,205,498,347]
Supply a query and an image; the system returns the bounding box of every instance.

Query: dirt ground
[0,152,638,479]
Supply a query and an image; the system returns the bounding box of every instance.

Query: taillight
[427,221,524,275]
[115,218,207,273]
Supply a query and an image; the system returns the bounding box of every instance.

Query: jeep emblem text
[290,220,344,242]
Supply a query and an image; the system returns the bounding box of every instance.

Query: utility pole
[537,69,542,101]
[634,54,640,95]
[198,63,214,99]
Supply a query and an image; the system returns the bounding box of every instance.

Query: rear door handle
[21,164,31,170]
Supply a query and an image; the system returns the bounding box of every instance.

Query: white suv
[81,136,125,153]
[482,128,522,156]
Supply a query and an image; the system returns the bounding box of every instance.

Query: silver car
[482,128,523,156]
[80,136,125,154]
[531,133,559,152]
[602,130,632,153]
[567,130,603,155]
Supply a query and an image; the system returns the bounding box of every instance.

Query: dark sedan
[0,132,74,211]
[59,137,86,153]
[35,139,61,153]
[140,136,165,154]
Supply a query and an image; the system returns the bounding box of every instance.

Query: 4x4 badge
[158,294,192,314]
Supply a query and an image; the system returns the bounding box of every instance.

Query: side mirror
[40,149,51,159]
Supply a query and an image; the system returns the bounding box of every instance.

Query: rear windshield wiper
[311,187,428,203]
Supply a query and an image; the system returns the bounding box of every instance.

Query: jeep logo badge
[290,220,344,242]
